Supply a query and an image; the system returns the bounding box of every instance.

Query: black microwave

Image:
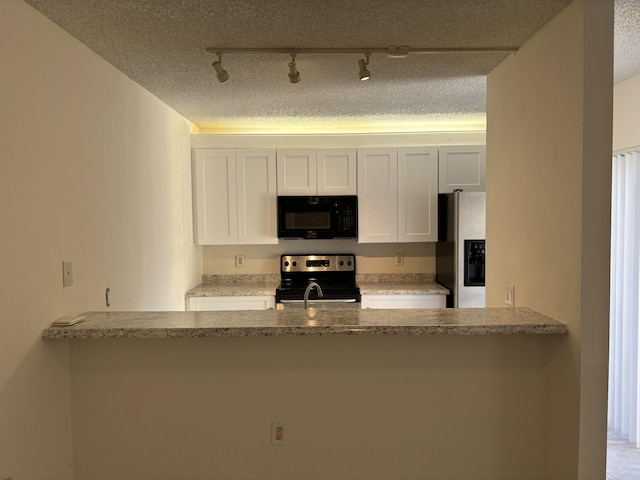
[277,195,358,239]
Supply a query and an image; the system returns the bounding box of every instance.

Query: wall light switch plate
[395,253,404,266]
[62,261,73,287]
[235,255,245,268]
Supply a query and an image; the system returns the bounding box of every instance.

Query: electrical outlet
[62,260,73,287]
[505,285,515,306]
[271,421,286,446]
[235,255,245,268]
[395,253,404,266]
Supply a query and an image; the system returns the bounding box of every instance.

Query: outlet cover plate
[505,285,515,306]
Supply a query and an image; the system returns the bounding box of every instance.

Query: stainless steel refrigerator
[436,191,486,308]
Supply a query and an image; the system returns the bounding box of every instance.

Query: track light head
[358,57,371,81]
[212,55,229,82]
[288,55,300,83]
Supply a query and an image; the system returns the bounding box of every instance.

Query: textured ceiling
[22,0,634,133]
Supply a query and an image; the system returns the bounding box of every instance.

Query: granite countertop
[357,274,449,295]
[186,273,449,297]
[186,274,280,297]
[42,307,567,339]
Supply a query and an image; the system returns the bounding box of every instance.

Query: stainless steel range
[275,254,361,309]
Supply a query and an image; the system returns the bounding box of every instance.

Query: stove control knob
[284,261,290,267]
[292,261,297,267]
[339,261,344,266]
[347,260,352,266]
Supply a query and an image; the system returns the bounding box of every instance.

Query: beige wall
[71,335,556,480]
[486,0,612,478]
[613,73,640,152]
[0,1,201,478]
[204,242,436,274]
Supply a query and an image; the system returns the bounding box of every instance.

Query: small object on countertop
[51,315,85,327]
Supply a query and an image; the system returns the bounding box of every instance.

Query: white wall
[486,0,612,478]
[613,74,640,152]
[0,1,201,478]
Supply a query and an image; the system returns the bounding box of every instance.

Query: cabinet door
[236,149,277,244]
[187,296,275,311]
[317,148,357,195]
[398,147,438,242]
[361,294,446,309]
[192,149,237,245]
[438,145,486,193]
[357,148,398,243]
[276,149,317,194]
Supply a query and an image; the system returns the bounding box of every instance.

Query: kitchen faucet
[303,282,324,309]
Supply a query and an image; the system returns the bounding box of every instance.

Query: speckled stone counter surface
[42,307,567,339]
[186,274,280,297]
[186,273,449,298]
[357,273,449,295]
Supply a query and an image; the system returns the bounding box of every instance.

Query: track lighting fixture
[358,53,371,81]
[205,45,518,84]
[212,54,229,82]
[288,55,300,83]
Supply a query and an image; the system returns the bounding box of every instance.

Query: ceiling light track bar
[205,46,518,56]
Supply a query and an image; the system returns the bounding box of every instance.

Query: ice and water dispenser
[463,239,486,287]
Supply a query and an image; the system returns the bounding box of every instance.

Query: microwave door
[277,195,357,239]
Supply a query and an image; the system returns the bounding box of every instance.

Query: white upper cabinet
[192,148,277,245]
[357,148,399,243]
[277,148,356,195]
[276,149,317,195]
[235,149,278,244]
[317,148,357,195]
[438,145,486,193]
[192,149,238,245]
[357,146,438,243]
[398,147,438,242]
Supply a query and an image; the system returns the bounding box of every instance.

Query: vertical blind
[609,151,640,445]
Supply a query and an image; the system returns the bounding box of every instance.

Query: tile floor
[607,430,640,480]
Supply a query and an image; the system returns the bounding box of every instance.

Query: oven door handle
[279,299,357,304]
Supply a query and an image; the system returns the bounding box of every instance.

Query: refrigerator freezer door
[456,192,486,307]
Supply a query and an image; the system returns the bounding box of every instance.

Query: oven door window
[284,212,331,230]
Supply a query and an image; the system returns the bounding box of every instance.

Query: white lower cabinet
[187,296,275,311]
[357,146,438,243]
[192,148,277,245]
[360,294,446,309]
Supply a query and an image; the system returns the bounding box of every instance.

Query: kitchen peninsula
[42,307,566,339]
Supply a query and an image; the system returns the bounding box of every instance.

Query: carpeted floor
[607,430,640,480]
